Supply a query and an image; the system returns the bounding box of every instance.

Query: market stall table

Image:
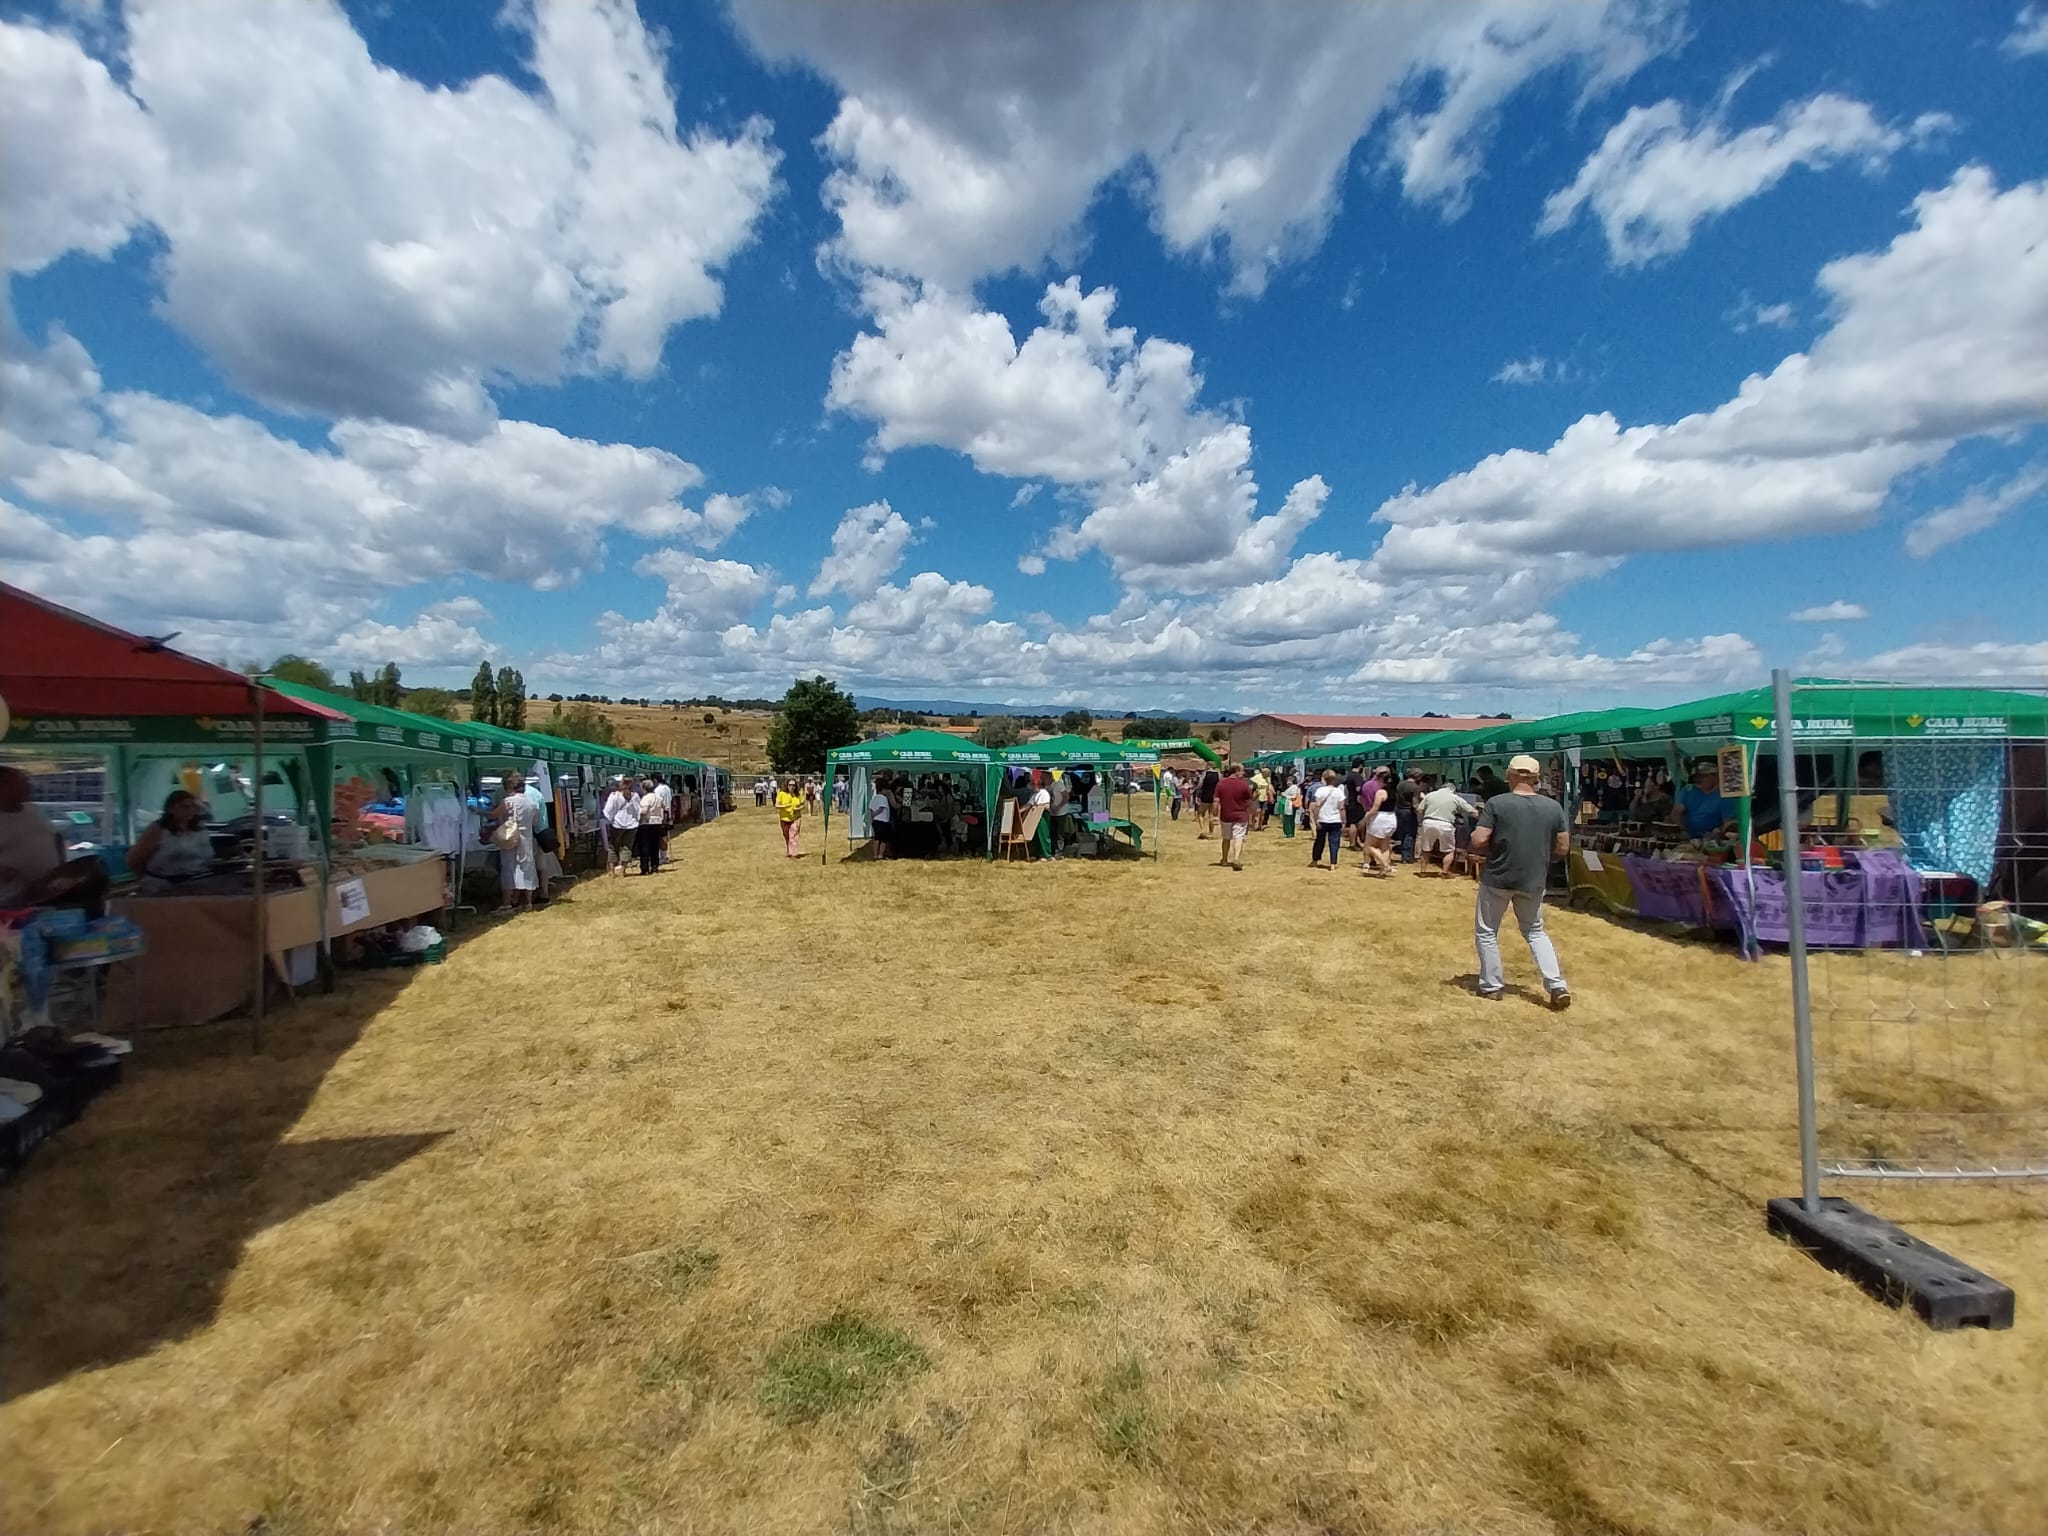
[102,881,306,1030]
[101,852,445,1028]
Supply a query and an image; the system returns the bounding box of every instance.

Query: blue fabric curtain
[1885,741,2005,887]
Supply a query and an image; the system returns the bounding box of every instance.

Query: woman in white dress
[490,771,540,913]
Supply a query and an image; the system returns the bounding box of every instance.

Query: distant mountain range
[853,696,1238,723]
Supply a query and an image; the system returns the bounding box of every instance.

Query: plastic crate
[359,939,447,970]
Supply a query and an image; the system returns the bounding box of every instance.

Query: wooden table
[102,858,445,1029]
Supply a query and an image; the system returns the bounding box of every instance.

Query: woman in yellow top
[775,778,806,859]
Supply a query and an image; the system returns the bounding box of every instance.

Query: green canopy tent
[256,677,497,958]
[1582,682,2048,883]
[823,730,1002,859]
[998,734,1164,856]
[1390,708,1667,806]
[0,582,380,1040]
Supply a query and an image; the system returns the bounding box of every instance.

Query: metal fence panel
[1774,672,2047,1186]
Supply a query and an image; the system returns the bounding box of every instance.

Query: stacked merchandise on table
[1611,844,1930,953]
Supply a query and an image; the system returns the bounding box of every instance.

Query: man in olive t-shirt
[1469,755,1571,1008]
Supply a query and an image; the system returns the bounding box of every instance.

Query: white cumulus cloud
[2004,5,2048,55]
[810,500,916,598]
[1378,168,2048,575]
[1788,600,1870,622]
[0,299,720,666]
[1903,462,2048,558]
[733,0,1678,294]
[1541,89,1951,266]
[830,278,1323,591]
[0,2,780,434]
[0,21,162,273]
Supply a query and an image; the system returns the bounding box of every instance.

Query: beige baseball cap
[1507,754,1542,776]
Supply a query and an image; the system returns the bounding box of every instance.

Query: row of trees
[765,677,862,773]
[266,655,459,719]
[469,663,528,730]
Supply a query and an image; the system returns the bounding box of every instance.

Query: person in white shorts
[1359,768,1395,877]
[1415,775,1476,874]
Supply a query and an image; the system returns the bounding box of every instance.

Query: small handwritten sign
[335,878,371,927]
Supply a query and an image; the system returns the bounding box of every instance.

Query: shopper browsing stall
[603,775,639,877]
[1416,776,1476,875]
[866,776,894,859]
[634,777,667,876]
[488,773,540,912]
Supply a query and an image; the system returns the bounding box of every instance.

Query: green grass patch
[758,1312,930,1425]
[1093,1355,1158,1466]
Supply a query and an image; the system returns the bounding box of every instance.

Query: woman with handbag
[487,771,540,914]
[602,775,639,877]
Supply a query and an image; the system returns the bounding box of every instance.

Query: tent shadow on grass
[1,971,449,1403]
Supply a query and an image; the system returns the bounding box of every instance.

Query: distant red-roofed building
[1228,711,1514,760]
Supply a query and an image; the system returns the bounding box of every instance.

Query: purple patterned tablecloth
[1705,850,1927,951]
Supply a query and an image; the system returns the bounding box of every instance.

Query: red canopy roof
[0,582,345,722]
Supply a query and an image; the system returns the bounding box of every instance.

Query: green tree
[347,668,372,701]
[373,662,403,707]
[495,666,527,730]
[765,675,861,772]
[407,686,459,719]
[535,701,619,747]
[470,662,498,726]
[1057,709,1093,736]
[1207,726,1229,744]
[1122,716,1189,741]
[269,654,334,690]
[975,714,1023,748]
[628,739,655,755]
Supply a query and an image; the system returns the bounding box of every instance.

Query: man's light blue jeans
[1475,885,1567,997]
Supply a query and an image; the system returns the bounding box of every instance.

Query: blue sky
[2,0,2044,713]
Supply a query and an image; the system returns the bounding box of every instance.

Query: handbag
[535,825,559,854]
[494,816,522,850]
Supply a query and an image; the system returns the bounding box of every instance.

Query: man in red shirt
[1213,764,1255,871]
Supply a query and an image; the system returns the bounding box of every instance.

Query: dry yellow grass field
[471,704,778,773]
[4,809,2043,1535]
